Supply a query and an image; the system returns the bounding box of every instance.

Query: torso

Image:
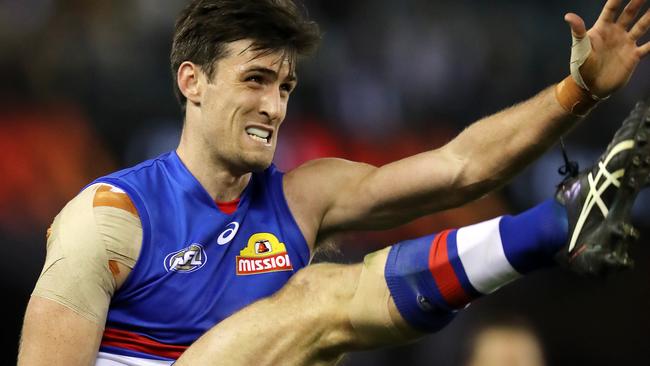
[92,151,310,361]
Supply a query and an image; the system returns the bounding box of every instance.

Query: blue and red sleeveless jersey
[91,151,310,360]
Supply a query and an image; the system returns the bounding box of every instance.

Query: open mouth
[245,126,272,145]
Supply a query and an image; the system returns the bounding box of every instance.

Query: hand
[566,0,650,98]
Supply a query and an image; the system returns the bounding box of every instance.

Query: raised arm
[285,0,650,239]
[18,185,141,365]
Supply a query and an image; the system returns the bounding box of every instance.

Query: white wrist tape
[569,33,592,92]
[570,33,608,101]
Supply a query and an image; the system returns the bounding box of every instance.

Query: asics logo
[568,140,634,252]
[218,221,240,245]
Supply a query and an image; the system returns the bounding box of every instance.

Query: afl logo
[217,221,239,245]
[164,243,207,273]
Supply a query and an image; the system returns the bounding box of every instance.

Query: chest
[110,194,310,322]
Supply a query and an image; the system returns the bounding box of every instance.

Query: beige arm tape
[32,184,142,326]
[93,185,142,271]
[348,247,423,345]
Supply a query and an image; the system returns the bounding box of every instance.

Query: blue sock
[499,199,568,273]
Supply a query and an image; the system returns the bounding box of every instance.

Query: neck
[176,134,251,202]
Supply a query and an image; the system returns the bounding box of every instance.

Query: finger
[565,13,588,38]
[639,40,650,57]
[630,9,650,40]
[617,0,645,28]
[598,0,624,23]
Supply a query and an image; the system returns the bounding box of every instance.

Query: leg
[175,263,372,366]
[176,200,568,365]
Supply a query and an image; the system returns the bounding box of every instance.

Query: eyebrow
[244,66,298,83]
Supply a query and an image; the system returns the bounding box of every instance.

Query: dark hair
[170,0,321,110]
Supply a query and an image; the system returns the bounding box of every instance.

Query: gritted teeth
[248,134,268,143]
[245,127,271,139]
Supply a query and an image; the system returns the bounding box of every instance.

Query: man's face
[194,39,297,174]
[467,328,545,366]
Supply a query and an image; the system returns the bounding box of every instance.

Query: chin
[242,154,274,173]
[248,161,272,172]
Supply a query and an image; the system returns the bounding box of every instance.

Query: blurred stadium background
[2,0,649,364]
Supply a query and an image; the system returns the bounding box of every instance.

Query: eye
[245,75,264,84]
[280,83,294,94]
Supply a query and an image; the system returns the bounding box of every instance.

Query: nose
[259,87,284,123]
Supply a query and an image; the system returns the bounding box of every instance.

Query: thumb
[565,13,587,39]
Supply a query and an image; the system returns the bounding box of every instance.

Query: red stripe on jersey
[101,327,188,360]
[428,230,471,309]
[216,198,240,215]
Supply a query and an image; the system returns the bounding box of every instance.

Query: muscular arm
[287,88,573,238]
[18,185,141,365]
[285,0,650,242]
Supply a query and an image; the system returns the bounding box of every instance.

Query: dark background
[1,0,649,365]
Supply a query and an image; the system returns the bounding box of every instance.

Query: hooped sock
[385,199,568,332]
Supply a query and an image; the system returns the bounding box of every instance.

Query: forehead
[476,328,538,348]
[219,39,296,78]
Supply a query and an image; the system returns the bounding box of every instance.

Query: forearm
[444,85,578,198]
[338,86,577,227]
[446,0,650,197]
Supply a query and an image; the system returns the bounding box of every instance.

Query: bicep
[284,158,378,241]
[316,148,467,232]
[19,296,104,366]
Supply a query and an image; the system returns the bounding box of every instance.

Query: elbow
[443,148,503,206]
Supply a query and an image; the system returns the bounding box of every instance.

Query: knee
[276,263,362,353]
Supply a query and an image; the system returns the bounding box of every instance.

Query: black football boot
[556,99,650,276]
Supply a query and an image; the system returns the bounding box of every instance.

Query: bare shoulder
[282,158,377,244]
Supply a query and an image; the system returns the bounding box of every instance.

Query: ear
[177,61,203,105]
